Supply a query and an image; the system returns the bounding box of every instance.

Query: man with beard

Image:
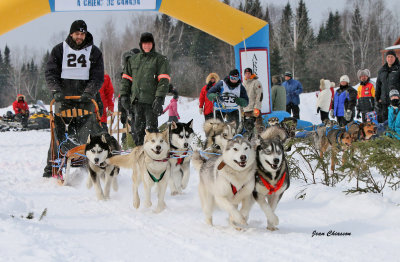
[376,50,400,123]
[42,20,104,178]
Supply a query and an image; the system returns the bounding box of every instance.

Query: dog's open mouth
[266,160,279,170]
[152,149,161,155]
[234,160,247,168]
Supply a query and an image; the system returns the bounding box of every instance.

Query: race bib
[61,41,92,80]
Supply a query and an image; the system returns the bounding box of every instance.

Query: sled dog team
[85,119,290,230]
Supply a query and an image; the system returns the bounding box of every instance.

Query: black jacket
[376,58,400,105]
[45,32,104,97]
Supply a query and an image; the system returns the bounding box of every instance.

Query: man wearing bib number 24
[42,20,104,178]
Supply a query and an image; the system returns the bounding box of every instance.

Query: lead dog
[192,136,256,228]
[108,129,170,213]
[168,120,194,195]
[85,134,120,200]
[251,138,290,231]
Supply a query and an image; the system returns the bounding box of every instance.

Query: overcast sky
[0,0,399,55]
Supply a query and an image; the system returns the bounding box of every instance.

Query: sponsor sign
[54,0,157,11]
[240,48,271,113]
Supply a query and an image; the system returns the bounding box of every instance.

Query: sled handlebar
[49,96,100,121]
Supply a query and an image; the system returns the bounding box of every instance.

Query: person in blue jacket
[330,75,357,127]
[283,71,303,119]
[207,69,249,128]
[387,89,400,140]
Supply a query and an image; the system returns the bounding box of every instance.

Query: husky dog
[192,136,256,228]
[168,120,194,195]
[108,129,171,213]
[252,138,290,231]
[203,118,236,153]
[85,134,120,200]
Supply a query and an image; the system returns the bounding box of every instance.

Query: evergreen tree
[270,45,283,77]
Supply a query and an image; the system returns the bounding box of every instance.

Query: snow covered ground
[1,92,400,262]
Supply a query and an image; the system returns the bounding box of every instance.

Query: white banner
[240,49,271,114]
[54,0,157,11]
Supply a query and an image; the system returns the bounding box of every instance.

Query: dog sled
[213,93,243,132]
[49,96,103,185]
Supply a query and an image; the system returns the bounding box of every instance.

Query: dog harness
[170,151,187,166]
[231,184,241,195]
[148,170,166,183]
[258,172,286,195]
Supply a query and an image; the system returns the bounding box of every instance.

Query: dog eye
[91,149,95,153]
[223,133,227,138]
[234,148,238,151]
[244,147,248,150]
[179,135,183,139]
[151,139,155,143]
[160,139,164,143]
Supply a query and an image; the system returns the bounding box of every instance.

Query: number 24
[67,54,87,67]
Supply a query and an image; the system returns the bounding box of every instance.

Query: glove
[120,95,131,112]
[317,107,320,114]
[199,108,203,115]
[152,97,165,116]
[234,97,247,107]
[329,109,334,119]
[80,92,93,102]
[356,111,361,119]
[208,93,219,101]
[53,92,65,102]
[253,108,260,117]
[344,109,352,121]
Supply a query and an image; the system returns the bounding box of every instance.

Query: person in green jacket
[271,75,286,111]
[120,32,171,146]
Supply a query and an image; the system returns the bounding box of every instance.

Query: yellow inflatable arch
[0,0,271,113]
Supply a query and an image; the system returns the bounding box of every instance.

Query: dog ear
[229,121,236,129]
[170,121,177,130]
[145,129,150,137]
[87,134,91,144]
[187,119,193,128]
[162,128,169,142]
[101,134,107,144]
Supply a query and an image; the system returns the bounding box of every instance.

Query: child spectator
[163,92,180,123]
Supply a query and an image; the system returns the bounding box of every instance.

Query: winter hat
[229,69,240,77]
[357,69,371,79]
[272,75,282,85]
[389,89,400,98]
[339,75,350,83]
[244,68,253,74]
[70,20,87,34]
[386,50,397,57]
[284,71,292,78]
[139,32,155,47]
[319,79,331,90]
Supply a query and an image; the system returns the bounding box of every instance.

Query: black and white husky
[85,134,120,200]
[168,120,194,195]
[252,138,290,231]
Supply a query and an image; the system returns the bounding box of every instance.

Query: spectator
[163,92,180,123]
[242,67,263,132]
[330,75,357,126]
[283,71,303,119]
[199,73,220,120]
[12,94,29,128]
[316,79,333,123]
[376,50,400,123]
[99,73,114,132]
[271,75,286,111]
[387,89,400,140]
[356,69,375,122]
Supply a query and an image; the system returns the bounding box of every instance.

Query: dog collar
[257,171,286,195]
[154,158,169,162]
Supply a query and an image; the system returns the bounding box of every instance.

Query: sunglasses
[230,75,240,81]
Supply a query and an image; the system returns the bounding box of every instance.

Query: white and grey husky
[85,134,120,200]
[168,120,194,195]
[252,137,290,231]
[108,129,170,213]
[193,136,256,228]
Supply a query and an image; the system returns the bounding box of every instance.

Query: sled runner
[49,96,103,185]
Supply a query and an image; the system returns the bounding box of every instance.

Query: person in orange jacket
[99,73,115,132]
[12,94,29,128]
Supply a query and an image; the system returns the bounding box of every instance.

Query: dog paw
[171,191,178,196]
[96,194,105,201]
[267,225,279,231]
[154,204,166,213]
[268,214,279,227]
[205,217,213,226]
[133,198,140,209]
[144,201,152,208]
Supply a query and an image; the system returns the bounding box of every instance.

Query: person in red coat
[12,94,29,127]
[99,73,115,132]
[199,72,220,120]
